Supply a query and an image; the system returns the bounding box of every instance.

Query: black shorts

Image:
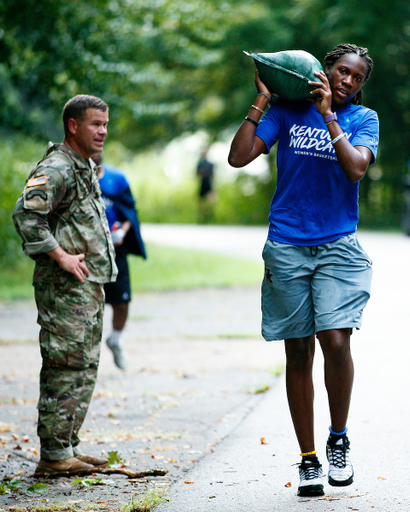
[199,177,212,197]
[104,245,131,305]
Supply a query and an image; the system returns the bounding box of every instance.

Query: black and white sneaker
[297,460,324,497]
[326,434,354,486]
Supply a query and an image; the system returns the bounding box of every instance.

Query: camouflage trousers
[34,276,105,461]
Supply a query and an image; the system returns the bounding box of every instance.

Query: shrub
[0,134,43,268]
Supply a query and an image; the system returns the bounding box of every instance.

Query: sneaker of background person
[106,337,128,370]
[297,459,325,497]
[326,434,354,486]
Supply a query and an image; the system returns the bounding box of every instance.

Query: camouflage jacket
[13,143,118,284]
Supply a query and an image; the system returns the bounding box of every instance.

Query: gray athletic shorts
[261,233,372,341]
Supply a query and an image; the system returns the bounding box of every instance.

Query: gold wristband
[251,104,264,114]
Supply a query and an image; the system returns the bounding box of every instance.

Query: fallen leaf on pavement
[27,483,49,493]
[260,437,268,445]
[284,482,292,487]
[107,451,121,466]
[184,481,194,484]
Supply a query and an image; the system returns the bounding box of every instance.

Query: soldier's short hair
[63,95,108,135]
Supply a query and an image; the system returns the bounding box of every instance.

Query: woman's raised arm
[228,72,271,168]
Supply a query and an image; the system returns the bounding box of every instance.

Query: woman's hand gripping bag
[244,50,324,102]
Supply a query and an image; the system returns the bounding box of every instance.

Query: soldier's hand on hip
[47,247,90,283]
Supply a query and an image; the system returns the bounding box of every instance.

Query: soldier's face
[72,108,109,159]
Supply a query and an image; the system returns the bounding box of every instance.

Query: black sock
[302,455,319,464]
[328,433,344,445]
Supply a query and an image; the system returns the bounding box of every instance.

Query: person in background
[13,95,117,475]
[401,157,410,235]
[228,44,379,497]
[92,153,146,370]
[196,149,215,223]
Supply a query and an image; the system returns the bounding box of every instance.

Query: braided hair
[324,43,373,106]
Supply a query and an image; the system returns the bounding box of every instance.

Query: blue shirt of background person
[99,163,146,259]
[99,166,128,229]
[255,101,379,246]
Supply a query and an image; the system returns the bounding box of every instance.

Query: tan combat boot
[35,456,93,475]
[76,453,108,466]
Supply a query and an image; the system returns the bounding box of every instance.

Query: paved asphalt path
[141,225,410,512]
[1,225,409,511]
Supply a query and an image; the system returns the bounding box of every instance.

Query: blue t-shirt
[255,101,379,245]
[99,164,129,230]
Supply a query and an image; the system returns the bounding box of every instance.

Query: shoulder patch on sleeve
[27,176,47,187]
[26,189,48,201]
[23,174,51,212]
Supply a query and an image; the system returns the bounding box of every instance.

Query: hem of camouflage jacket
[40,445,74,461]
[24,234,59,256]
[33,274,111,286]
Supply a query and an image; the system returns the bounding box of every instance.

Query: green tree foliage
[1,0,409,229]
[0,135,42,267]
[0,0,249,146]
[2,0,409,158]
[275,0,410,226]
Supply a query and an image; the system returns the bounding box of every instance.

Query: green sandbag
[244,50,324,101]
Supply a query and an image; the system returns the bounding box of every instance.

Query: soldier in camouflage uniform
[13,95,118,475]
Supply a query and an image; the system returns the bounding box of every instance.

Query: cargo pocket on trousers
[47,330,90,371]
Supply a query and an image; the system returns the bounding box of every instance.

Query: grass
[0,243,262,301]
[0,259,35,300]
[121,487,168,512]
[129,243,263,292]
[0,495,93,512]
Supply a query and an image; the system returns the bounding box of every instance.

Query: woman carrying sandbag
[228,43,379,498]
